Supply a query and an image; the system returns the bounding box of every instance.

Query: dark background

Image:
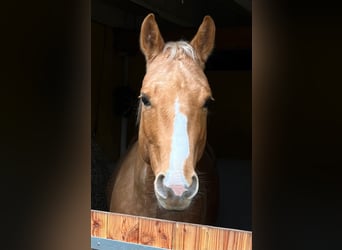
[1,0,342,250]
[90,0,252,230]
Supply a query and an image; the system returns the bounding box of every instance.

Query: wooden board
[91,210,252,250]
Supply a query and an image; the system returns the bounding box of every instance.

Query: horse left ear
[190,16,216,66]
[140,13,165,62]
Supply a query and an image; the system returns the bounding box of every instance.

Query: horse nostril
[184,174,199,199]
[155,174,167,199]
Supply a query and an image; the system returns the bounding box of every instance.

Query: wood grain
[91,210,252,250]
[107,212,139,243]
[138,216,174,249]
[173,223,209,250]
[219,228,252,250]
[91,210,108,238]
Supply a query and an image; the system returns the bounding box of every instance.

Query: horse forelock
[162,41,197,61]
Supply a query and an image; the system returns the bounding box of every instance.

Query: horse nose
[155,173,199,199]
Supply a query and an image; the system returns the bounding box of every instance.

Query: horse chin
[155,193,192,211]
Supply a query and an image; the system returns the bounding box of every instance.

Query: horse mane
[163,41,197,61]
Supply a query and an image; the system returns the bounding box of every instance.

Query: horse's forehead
[141,80,210,104]
[142,61,211,96]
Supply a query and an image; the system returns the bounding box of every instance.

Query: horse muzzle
[154,173,199,210]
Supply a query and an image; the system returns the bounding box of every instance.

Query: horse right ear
[140,14,165,62]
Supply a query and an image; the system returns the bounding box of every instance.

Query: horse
[107,13,219,225]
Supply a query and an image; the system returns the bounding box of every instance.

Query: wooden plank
[237,230,252,250]
[138,216,174,249]
[91,210,108,238]
[90,210,252,250]
[220,228,252,250]
[207,227,224,250]
[107,212,140,243]
[173,223,209,250]
[172,223,184,250]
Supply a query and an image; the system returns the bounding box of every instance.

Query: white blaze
[164,97,190,187]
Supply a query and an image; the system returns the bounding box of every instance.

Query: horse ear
[140,13,165,62]
[190,16,216,65]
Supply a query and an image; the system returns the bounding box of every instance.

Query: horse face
[138,14,215,210]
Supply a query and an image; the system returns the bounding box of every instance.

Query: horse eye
[141,94,151,107]
[203,97,214,109]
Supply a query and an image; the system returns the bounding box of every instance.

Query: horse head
[138,13,215,210]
